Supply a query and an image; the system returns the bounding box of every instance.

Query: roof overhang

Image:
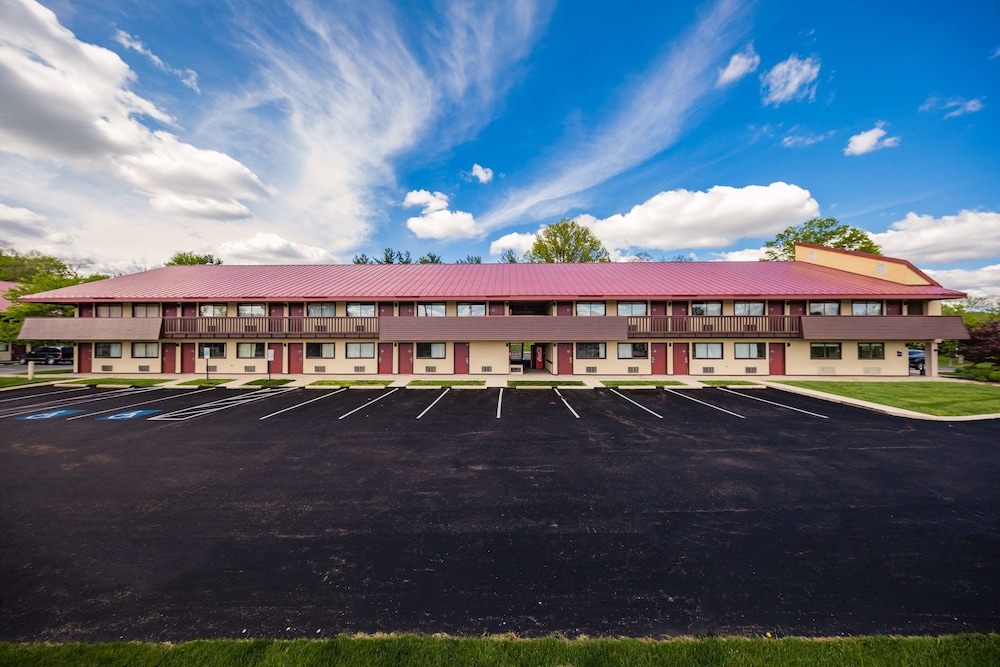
[800,315,969,340]
[18,317,163,341]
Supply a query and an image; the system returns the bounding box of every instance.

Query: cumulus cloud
[471,163,494,183]
[579,182,819,251]
[712,247,767,261]
[870,209,1000,264]
[717,43,760,87]
[217,232,331,263]
[843,121,901,156]
[781,130,833,147]
[112,29,199,92]
[924,264,1000,298]
[403,189,477,239]
[0,200,70,243]
[489,231,537,256]
[761,54,820,106]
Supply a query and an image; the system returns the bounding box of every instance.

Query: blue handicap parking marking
[16,409,85,420]
[97,409,161,421]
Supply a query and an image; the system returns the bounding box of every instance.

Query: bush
[973,362,997,369]
[959,320,1000,364]
[989,371,1000,382]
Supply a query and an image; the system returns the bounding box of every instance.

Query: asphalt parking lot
[1,384,998,641]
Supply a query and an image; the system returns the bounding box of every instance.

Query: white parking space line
[664,388,745,419]
[416,388,450,419]
[496,388,503,419]
[337,388,399,420]
[553,388,580,419]
[0,386,90,404]
[66,387,217,420]
[149,387,297,421]
[259,388,346,421]
[718,388,829,419]
[0,387,159,419]
[609,388,663,419]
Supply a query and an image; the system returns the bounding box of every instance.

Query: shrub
[959,320,1000,364]
[989,371,1000,382]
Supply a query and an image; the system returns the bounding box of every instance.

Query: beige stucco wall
[784,340,910,376]
[468,341,509,374]
[794,245,932,285]
[572,341,653,375]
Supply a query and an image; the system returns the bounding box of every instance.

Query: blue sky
[0,0,998,295]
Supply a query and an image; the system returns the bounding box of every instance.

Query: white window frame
[237,342,265,358]
[617,342,648,359]
[691,301,722,316]
[809,301,841,316]
[417,303,446,317]
[734,342,766,359]
[733,301,765,316]
[576,302,606,316]
[95,342,122,358]
[693,342,723,359]
[852,301,883,316]
[416,342,447,358]
[131,342,159,359]
[306,343,336,358]
[96,303,123,318]
[616,302,648,316]
[199,303,228,317]
[346,303,375,317]
[307,303,337,317]
[457,303,486,317]
[576,342,606,359]
[346,342,375,358]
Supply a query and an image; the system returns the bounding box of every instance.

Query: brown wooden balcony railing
[162,316,379,338]
[627,315,801,338]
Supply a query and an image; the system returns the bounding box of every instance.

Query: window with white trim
[96,303,123,318]
[617,343,648,358]
[306,343,336,358]
[693,342,723,359]
[416,342,446,358]
[734,342,766,359]
[95,342,122,358]
[576,302,606,316]
[199,303,228,317]
[238,303,266,317]
[691,301,722,316]
[733,301,765,316]
[346,342,375,358]
[417,303,446,317]
[346,303,375,317]
[852,301,883,316]
[576,342,606,359]
[457,303,486,317]
[131,342,158,358]
[616,302,647,316]
[132,303,159,317]
[809,301,841,316]
[237,342,265,358]
[307,303,337,317]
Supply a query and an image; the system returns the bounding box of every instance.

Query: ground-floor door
[378,343,393,374]
[398,343,413,374]
[768,342,786,375]
[557,343,573,375]
[651,343,667,374]
[454,342,469,374]
[161,343,177,373]
[672,343,689,375]
[181,343,195,373]
[78,343,92,373]
[268,343,283,374]
[288,343,303,374]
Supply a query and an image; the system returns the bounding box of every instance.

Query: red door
[378,302,393,317]
[399,302,414,317]
[398,343,413,374]
[769,343,786,375]
[788,301,806,316]
[289,303,304,332]
[557,302,573,316]
[182,303,197,317]
[268,343,283,374]
[672,343,689,375]
[651,343,667,374]
[767,301,784,316]
[288,343,303,374]
[672,301,688,331]
[378,343,393,374]
[163,304,178,318]
[651,301,667,316]
[489,301,505,316]
[78,343,92,373]
[558,343,573,375]
[181,343,196,373]
[454,342,470,374]
[268,303,284,333]
[79,304,93,317]
[161,343,177,373]
[886,300,902,316]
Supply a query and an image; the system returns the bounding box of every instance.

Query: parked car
[18,346,74,365]
[908,349,926,373]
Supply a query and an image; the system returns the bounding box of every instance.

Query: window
[131,342,158,358]
[238,303,266,317]
[198,342,226,358]
[616,302,648,316]
[306,343,336,358]
[691,301,722,316]
[576,302,606,316]
[0,343,8,352]
[417,303,446,317]
[734,301,765,316]
[576,342,606,359]
[346,342,375,358]
[810,343,841,359]
[618,343,648,359]
[132,303,159,317]
[858,342,885,360]
[809,301,841,316]
[416,342,446,358]
[200,303,228,317]
[457,303,486,317]
[95,342,122,358]
[735,342,766,359]
[307,303,337,317]
[852,301,883,316]
[693,343,723,359]
[346,303,375,317]
[237,342,265,358]
[96,303,123,318]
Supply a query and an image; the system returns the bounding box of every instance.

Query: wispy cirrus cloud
[919,96,985,118]
[112,29,200,92]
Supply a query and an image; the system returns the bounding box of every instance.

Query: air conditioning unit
[628,366,639,374]
[101,365,113,372]
[702,366,715,373]
[138,365,150,372]
[481,366,492,372]
[354,365,366,373]
[744,324,758,331]
[355,325,365,332]
[244,366,256,372]
[701,324,714,331]
[586,366,597,373]
[745,367,757,374]
[206,325,218,332]
[425,366,437,372]
[207,365,218,372]
[314,365,326,372]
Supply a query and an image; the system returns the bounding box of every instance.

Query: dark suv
[18,346,74,365]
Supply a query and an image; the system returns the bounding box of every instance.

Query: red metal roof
[20,261,966,303]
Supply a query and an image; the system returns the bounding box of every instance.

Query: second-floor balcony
[162,316,379,338]
[627,315,802,338]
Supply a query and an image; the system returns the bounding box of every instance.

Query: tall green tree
[762,217,881,261]
[455,254,482,264]
[524,219,610,263]
[498,249,520,263]
[165,251,222,265]
[1,271,108,343]
[418,252,443,264]
[0,248,73,281]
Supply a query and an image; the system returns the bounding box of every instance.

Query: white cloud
[471,163,494,183]
[760,54,820,106]
[403,189,450,213]
[924,264,1000,298]
[112,29,199,92]
[990,46,1000,60]
[870,209,1000,264]
[712,247,767,261]
[0,200,71,244]
[0,201,43,225]
[488,231,536,256]
[843,121,901,156]
[717,43,760,87]
[580,182,819,251]
[403,189,477,239]
[781,130,833,147]
[920,96,986,118]
[217,232,331,263]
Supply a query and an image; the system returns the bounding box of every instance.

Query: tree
[626,251,655,262]
[957,320,1000,365]
[762,217,881,262]
[418,252,443,264]
[455,254,482,264]
[165,251,222,266]
[0,248,73,281]
[498,249,520,263]
[942,297,1000,331]
[524,219,610,263]
[1,271,108,343]
[667,254,693,262]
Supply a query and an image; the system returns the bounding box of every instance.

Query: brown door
[672,301,688,331]
[182,303,197,317]
[672,343,689,375]
[399,302,414,317]
[886,300,902,316]
[288,303,304,332]
[651,301,667,316]
[788,301,806,316]
[78,343,92,373]
[651,343,667,374]
[161,343,177,374]
[767,301,784,316]
[378,302,394,317]
[378,343,393,374]
[268,343,283,374]
[181,343,196,373]
[557,302,573,316]
[769,343,786,375]
[558,343,573,374]
[79,304,93,318]
[398,343,413,374]
[454,342,470,374]
[163,304,178,318]
[288,343,303,374]
[268,303,284,332]
[488,301,505,316]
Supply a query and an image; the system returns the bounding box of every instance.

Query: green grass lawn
[602,380,686,387]
[243,378,294,386]
[67,378,170,387]
[508,380,586,387]
[408,379,486,387]
[177,378,235,387]
[0,377,56,389]
[309,379,393,387]
[701,379,764,387]
[15,368,75,375]
[0,634,996,666]
[776,381,1000,416]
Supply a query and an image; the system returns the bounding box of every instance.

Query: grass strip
[701,380,763,387]
[309,379,393,387]
[243,379,294,386]
[15,369,75,375]
[67,378,169,387]
[0,377,57,389]
[602,380,686,387]
[0,634,997,666]
[176,378,235,387]
[408,379,485,387]
[776,380,1000,416]
[508,380,586,387]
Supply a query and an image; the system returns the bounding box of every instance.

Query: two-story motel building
[17,244,969,378]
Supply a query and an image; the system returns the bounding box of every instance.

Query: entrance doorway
[509,342,551,373]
